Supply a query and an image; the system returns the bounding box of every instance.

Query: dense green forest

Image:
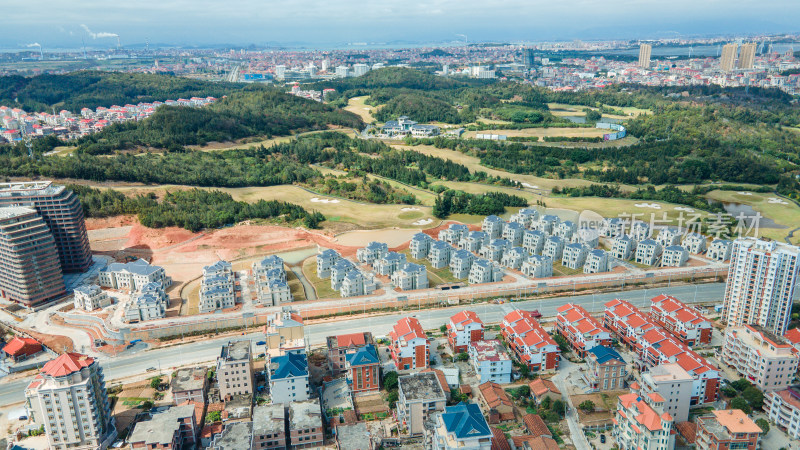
[70,185,325,231]
[0,72,245,112]
[432,189,528,218]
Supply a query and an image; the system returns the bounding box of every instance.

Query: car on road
[256,341,266,346]
[600,435,606,444]
[146,367,157,372]
[530,310,542,319]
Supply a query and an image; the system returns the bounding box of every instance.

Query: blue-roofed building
[428,240,452,269]
[356,241,388,265]
[374,251,408,276]
[480,238,509,263]
[583,346,627,392]
[583,249,610,274]
[438,224,469,245]
[99,258,171,291]
[449,249,475,279]
[482,215,504,239]
[268,353,310,404]
[410,232,432,259]
[432,403,492,449]
[459,231,488,254]
[344,344,381,394]
[316,249,340,278]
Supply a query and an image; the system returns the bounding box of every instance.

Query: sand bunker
[674,207,695,213]
[401,207,421,212]
[634,203,662,209]
[767,197,789,205]
[737,192,753,196]
[412,218,434,226]
[310,197,340,204]
[521,182,539,189]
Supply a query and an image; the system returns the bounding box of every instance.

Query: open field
[463,127,606,140]
[704,190,800,243]
[345,96,378,123]
[188,128,357,152]
[547,103,651,119]
[302,259,340,299]
[313,165,439,206]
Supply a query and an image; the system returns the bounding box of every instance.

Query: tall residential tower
[720,43,738,72]
[738,43,757,69]
[638,43,652,69]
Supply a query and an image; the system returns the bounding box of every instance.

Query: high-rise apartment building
[522,47,535,69]
[720,43,739,72]
[722,238,800,335]
[638,43,652,69]
[0,206,66,306]
[0,181,92,272]
[738,43,757,69]
[217,340,254,400]
[25,353,116,450]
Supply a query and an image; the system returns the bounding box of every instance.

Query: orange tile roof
[785,328,800,345]
[451,310,483,328]
[490,427,511,450]
[523,413,551,437]
[336,333,366,348]
[2,337,42,358]
[479,382,513,410]
[528,378,561,397]
[41,353,94,377]
[710,409,762,434]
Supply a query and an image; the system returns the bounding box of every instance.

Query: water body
[716,202,783,229]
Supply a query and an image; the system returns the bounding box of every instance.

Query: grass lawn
[463,128,607,140]
[704,190,800,244]
[184,279,202,315]
[398,249,463,287]
[286,268,308,301]
[313,164,438,206]
[302,259,340,299]
[552,262,583,277]
[344,96,378,123]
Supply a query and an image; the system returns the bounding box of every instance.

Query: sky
[4,0,800,49]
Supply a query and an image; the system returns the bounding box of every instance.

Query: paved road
[0,282,725,406]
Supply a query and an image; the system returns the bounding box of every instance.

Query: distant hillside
[0,71,246,112]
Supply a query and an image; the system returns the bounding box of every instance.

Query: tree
[383,371,399,391]
[730,378,752,392]
[149,376,162,389]
[755,418,769,434]
[552,334,570,353]
[456,352,469,362]
[552,399,567,418]
[742,387,764,410]
[440,324,448,334]
[540,396,552,410]
[515,385,531,398]
[578,400,595,413]
[721,386,737,398]
[206,410,222,423]
[729,397,752,415]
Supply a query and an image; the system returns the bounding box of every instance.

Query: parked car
[146,367,157,372]
[530,310,542,319]
[600,434,606,444]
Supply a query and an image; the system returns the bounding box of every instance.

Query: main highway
[0,282,725,406]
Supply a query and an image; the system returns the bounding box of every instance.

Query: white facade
[340,270,377,297]
[635,239,662,266]
[720,325,800,392]
[199,262,235,313]
[765,387,800,439]
[374,252,407,276]
[479,238,509,262]
[391,263,428,290]
[707,239,733,262]
[656,227,682,248]
[522,229,547,255]
[661,245,688,267]
[98,259,171,291]
[500,247,527,270]
[428,240,452,269]
[410,233,432,259]
[73,285,111,311]
[482,215,504,239]
[584,249,610,274]
[468,340,512,384]
[682,233,707,254]
[533,215,560,234]
[438,224,468,246]
[521,255,552,278]
[357,241,388,265]
[124,283,167,322]
[459,231,488,253]
[562,243,588,270]
[542,236,565,262]
[640,363,694,423]
[611,235,636,260]
[468,259,503,284]
[316,249,340,278]
[502,222,524,247]
[509,208,539,228]
[449,249,475,279]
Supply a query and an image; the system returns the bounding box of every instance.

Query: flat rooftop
[220,340,251,362]
[0,206,36,220]
[336,422,371,449]
[170,367,208,392]
[252,403,285,436]
[128,404,194,446]
[289,399,322,430]
[399,372,446,401]
[212,421,253,450]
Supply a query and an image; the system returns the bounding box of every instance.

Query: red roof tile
[41,353,94,377]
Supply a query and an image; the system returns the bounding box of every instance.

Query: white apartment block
[656,227,682,248]
[410,233,432,259]
[468,259,503,284]
[199,262,235,313]
[720,325,800,392]
[631,221,651,241]
[98,258,171,291]
[521,255,552,278]
[542,236,565,262]
[522,229,547,255]
[562,243,588,270]
[260,279,292,306]
[600,218,626,238]
[73,285,111,311]
[459,231,488,253]
[509,208,539,228]
[533,214,560,234]
[640,363,694,422]
[682,233,707,254]
[438,224,468,246]
[707,239,733,262]
[449,249,475,279]
[469,340,512,384]
[482,215,504,239]
[613,385,675,450]
[374,252,407,276]
[391,263,428,290]
[124,283,167,322]
[554,220,577,241]
[330,258,355,290]
[661,245,688,267]
[480,238,509,263]
[611,235,636,260]
[316,249,340,278]
[765,385,800,439]
[357,241,388,265]
[722,238,800,335]
[428,240,452,269]
[341,270,377,297]
[635,239,662,266]
[268,353,310,404]
[502,222,524,247]
[500,247,527,270]
[25,353,116,450]
[584,249,610,274]
[574,227,599,248]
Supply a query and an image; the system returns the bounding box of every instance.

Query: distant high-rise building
[352,63,370,77]
[442,64,449,76]
[722,238,800,335]
[738,43,757,69]
[0,206,65,306]
[522,47,535,69]
[720,43,738,72]
[274,65,286,80]
[321,59,330,72]
[638,43,652,69]
[335,65,349,78]
[25,353,117,450]
[0,181,91,272]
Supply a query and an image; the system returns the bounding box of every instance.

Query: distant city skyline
[4,0,800,49]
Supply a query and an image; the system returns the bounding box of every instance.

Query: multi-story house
[73,285,111,311]
[259,279,292,306]
[268,352,310,404]
[613,384,675,450]
[542,236,565,262]
[264,307,305,356]
[502,222,524,247]
[199,261,235,313]
[345,344,381,395]
[459,231,488,253]
[720,325,799,392]
[640,363,693,422]
[217,341,254,401]
[521,254,552,278]
[764,384,800,439]
[631,221,650,241]
[501,309,560,371]
[410,232,432,259]
[482,215,505,239]
[24,353,116,450]
[553,220,576,240]
[695,410,762,450]
[391,263,428,290]
[356,241,388,265]
[330,258,355,290]
[611,235,636,260]
[533,214,560,234]
[500,247,527,270]
[661,245,688,267]
[562,243,588,270]
[389,317,429,371]
[99,258,171,291]
[374,252,407,276]
[600,217,626,238]
[649,294,712,346]
[574,226,600,248]
[722,238,800,335]
[706,239,733,262]
[252,255,284,280]
[397,372,447,436]
[449,249,475,279]
[583,346,627,392]
[428,240,452,269]
[209,422,252,450]
[635,239,662,266]
[326,332,375,375]
[316,249,340,278]
[288,400,324,449]
[439,224,469,246]
[469,340,512,384]
[468,259,503,284]
[583,249,609,273]
[604,299,662,350]
[124,282,168,322]
[447,310,485,353]
[251,404,287,450]
[682,233,707,254]
[656,227,682,247]
[555,303,612,357]
[522,229,547,255]
[340,270,377,297]
[509,208,539,228]
[480,238,510,262]
[170,367,208,405]
[432,403,492,450]
[129,404,197,449]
